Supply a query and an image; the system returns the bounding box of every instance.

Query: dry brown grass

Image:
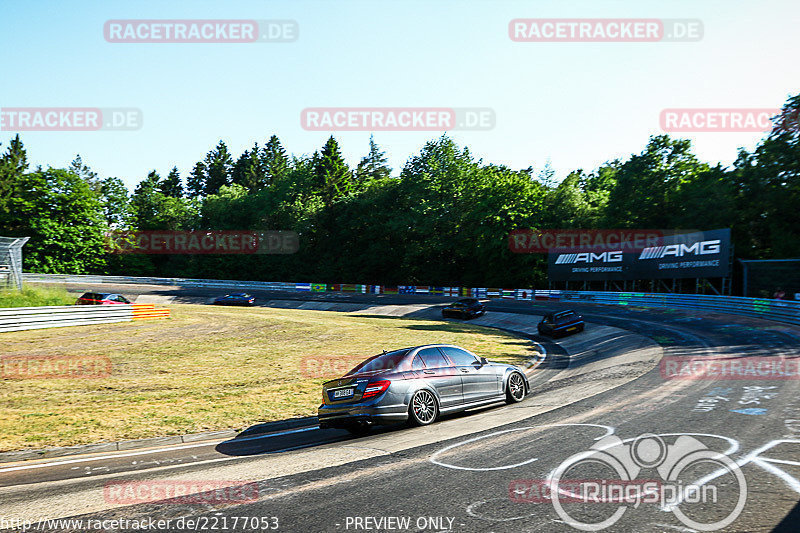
[0,304,533,450]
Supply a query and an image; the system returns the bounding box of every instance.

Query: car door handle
[460,368,470,373]
[423,370,435,374]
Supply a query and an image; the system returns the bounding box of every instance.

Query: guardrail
[21,273,800,326]
[560,291,800,326]
[22,273,548,301]
[0,304,170,333]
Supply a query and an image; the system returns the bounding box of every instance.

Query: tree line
[0,93,798,288]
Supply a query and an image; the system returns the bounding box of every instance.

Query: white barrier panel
[0,305,133,333]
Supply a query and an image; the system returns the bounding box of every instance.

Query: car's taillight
[362,380,390,400]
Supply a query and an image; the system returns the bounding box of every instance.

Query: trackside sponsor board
[548,228,731,281]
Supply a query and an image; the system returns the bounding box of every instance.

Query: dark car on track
[212,293,255,306]
[75,292,131,305]
[318,344,529,434]
[537,310,585,337]
[441,298,486,319]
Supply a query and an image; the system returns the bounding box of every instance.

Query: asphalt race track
[2,283,800,532]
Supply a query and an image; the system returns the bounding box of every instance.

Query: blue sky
[1,0,798,189]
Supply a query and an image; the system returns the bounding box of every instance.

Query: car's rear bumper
[318,400,409,428]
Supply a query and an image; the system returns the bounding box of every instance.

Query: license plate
[567,327,577,331]
[333,388,354,399]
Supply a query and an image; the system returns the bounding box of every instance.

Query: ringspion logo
[546,433,746,530]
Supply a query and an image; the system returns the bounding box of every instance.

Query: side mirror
[479,357,488,366]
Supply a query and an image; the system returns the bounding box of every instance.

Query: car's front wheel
[408,390,439,426]
[506,372,526,403]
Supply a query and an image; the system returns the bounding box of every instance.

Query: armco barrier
[560,291,800,326]
[20,273,800,326]
[0,304,169,333]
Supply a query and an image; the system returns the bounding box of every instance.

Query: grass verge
[0,284,76,308]
[0,304,534,451]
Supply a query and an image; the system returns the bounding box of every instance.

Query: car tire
[505,372,526,404]
[408,390,439,426]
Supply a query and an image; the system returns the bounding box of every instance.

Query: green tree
[731,92,800,257]
[69,154,99,192]
[8,168,108,273]
[0,135,29,230]
[159,166,184,197]
[204,141,233,195]
[313,136,352,207]
[187,161,207,198]
[355,135,391,185]
[261,135,289,186]
[605,135,710,229]
[130,170,197,231]
[231,145,266,192]
[99,176,134,228]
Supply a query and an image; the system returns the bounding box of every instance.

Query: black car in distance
[212,293,255,306]
[441,298,486,319]
[537,310,585,337]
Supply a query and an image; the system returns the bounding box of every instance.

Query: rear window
[556,311,579,324]
[347,349,410,375]
[79,293,100,300]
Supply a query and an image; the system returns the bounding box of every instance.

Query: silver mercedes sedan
[318,344,529,434]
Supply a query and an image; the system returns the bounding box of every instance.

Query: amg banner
[547,228,731,281]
